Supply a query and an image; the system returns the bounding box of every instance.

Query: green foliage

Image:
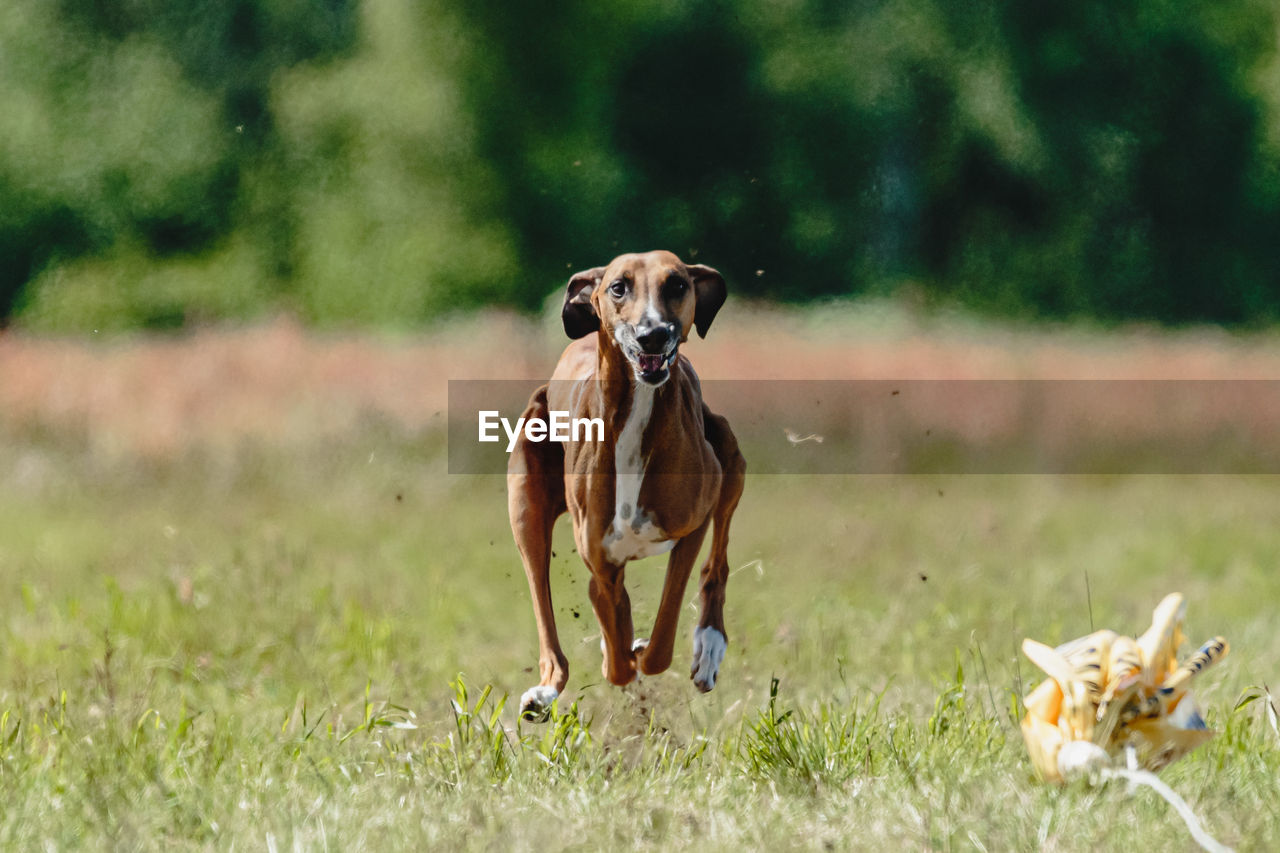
[5,0,514,330]
[456,0,1280,321]
[3,0,1280,325]
[267,1,518,323]
[0,3,231,322]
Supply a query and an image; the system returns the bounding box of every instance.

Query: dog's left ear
[562,266,605,339]
[688,264,727,339]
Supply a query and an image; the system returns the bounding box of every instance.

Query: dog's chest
[603,385,674,563]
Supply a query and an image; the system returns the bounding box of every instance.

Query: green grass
[1,425,1279,850]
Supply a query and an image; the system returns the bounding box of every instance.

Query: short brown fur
[508,251,746,719]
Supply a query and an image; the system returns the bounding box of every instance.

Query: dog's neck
[595,332,674,432]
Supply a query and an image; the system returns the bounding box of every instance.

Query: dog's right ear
[562,267,605,339]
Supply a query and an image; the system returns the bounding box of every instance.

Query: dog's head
[561,251,726,387]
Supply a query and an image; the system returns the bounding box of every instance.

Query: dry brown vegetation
[3,310,1279,850]
[4,306,1280,461]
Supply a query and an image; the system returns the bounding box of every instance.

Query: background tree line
[3,0,1279,330]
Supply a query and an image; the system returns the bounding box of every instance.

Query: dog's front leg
[636,521,710,677]
[692,409,747,692]
[586,561,638,686]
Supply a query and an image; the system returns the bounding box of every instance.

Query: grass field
[2,312,1279,850]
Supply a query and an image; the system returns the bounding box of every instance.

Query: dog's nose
[635,323,676,354]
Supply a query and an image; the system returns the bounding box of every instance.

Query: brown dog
[508,250,746,720]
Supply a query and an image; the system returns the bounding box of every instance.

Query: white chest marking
[605,383,674,563]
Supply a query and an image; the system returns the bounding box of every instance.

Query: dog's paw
[599,636,649,655]
[690,626,727,693]
[519,685,559,722]
[630,637,651,678]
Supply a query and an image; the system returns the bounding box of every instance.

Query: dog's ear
[562,266,605,339]
[688,264,727,339]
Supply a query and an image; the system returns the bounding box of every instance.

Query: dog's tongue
[638,354,665,373]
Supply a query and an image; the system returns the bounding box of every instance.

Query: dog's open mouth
[632,350,675,385]
[636,353,665,374]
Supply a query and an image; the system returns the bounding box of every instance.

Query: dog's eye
[665,277,688,297]
[608,279,627,299]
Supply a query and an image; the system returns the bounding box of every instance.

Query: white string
[1099,765,1233,853]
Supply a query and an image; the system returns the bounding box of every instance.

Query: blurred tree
[452,0,829,304]
[4,0,1280,328]
[1,4,229,323]
[1,0,359,327]
[939,0,1280,322]
[455,0,1280,322]
[268,0,517,323]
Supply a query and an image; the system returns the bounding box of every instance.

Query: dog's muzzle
[628,322,678,385]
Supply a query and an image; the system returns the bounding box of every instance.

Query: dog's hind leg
[691,408,746,693]
[508,386,569,721]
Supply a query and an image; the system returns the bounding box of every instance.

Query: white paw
[690,626,726,693]
[519,685,559,722]
[600,637,648,654]
[630,637,650,680]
